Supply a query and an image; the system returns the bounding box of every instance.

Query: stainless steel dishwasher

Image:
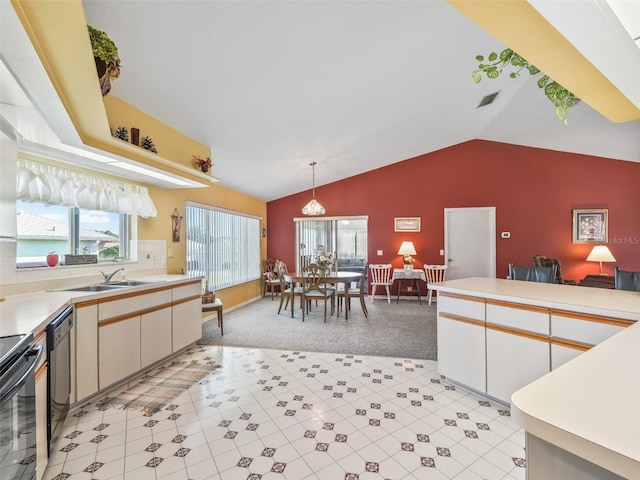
[46,306,73,454]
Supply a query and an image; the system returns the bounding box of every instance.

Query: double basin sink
[63,280,161,292]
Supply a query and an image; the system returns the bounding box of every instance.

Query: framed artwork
[394,217,421,232]
[572,209,608,243]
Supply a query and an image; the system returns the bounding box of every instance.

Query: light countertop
[431,277,640,479]
[511,321,640,479]
[429,277,640,321]
[0,275,201,337]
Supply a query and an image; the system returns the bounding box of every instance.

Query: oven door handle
[0,345,42,405]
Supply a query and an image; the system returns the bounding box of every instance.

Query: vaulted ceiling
[4,1,640,201]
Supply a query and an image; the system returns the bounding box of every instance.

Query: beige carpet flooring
[199,295,438,360]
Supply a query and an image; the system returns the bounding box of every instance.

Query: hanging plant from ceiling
[472,48,580,124]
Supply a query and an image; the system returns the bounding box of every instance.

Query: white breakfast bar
[429,278,640,480]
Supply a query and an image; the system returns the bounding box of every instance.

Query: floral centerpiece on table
[313,247,334,270]
[193,155,213,173]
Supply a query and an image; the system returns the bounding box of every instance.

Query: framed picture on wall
[572,209,608,243]
[394,217,421,232]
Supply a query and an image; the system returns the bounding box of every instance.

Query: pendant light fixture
[302,161,326,216]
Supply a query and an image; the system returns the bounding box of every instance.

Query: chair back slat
[302,263,330,295]
[424,265,447,284]
[369,264,392,284]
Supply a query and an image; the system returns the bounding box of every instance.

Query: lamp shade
[397,241,417,256]
[586,245,616,263]
[302,198,325,216]
[302,161,325,216]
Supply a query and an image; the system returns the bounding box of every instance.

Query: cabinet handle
[486,322,549,343]
[439,312,485,327]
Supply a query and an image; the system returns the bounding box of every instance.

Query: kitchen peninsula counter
[429,277,640,321]
[429,277,640,480]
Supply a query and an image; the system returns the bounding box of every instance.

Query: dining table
[282,271,363,319]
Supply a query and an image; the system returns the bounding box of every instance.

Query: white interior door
[444,207,496,280]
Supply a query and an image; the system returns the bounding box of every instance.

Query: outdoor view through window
[16,199,125,267]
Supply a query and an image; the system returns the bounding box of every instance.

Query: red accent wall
[267,140,640,283]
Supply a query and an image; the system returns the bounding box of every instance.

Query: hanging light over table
[302,161,326,216]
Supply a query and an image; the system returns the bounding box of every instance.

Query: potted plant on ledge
[88,25,121,97]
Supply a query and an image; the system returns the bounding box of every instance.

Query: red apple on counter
[46,252,59,267]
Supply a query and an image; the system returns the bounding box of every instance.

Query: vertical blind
[186,203,260,290]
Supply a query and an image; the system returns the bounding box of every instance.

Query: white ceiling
[7,1,640,201]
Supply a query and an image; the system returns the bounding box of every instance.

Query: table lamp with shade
[586,245,616,275]
[397,241,417,271]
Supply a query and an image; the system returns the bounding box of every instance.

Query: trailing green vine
[472,48,579,124]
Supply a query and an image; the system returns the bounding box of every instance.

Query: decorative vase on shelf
[404,264,414,271]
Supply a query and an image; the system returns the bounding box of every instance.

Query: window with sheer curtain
[186,202,261,290]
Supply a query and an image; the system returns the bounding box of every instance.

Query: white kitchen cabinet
[550,310,632,370]
[437,293,486,393]
[0,131,17,239]
[485,301,550,404]
[141,305,172,367]
[99,314,141,389]
[74,300,98,403]
[98,287,172,321]
[486,300,549,335]
[172,297,202,351]
[172,280,203,352]
[486,326,550,403]
[551,341,587,370]
[34,331,47,480]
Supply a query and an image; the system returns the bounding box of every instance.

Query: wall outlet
[168,247,174,258]
[501,232,511,239]
[377,250,383,256]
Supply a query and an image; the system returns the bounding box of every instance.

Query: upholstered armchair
[531,255,577,285]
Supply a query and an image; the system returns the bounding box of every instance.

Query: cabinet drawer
[98,288,172,321]
[172,280,202,302]
[438,293,485,321]
[551,311,631,346]
[486,300,549,335]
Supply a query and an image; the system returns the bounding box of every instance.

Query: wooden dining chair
[262,258,282,300]
[301,263,335,322]
[369,264,393,303]
[276,261,303,316]
[423,264,447,305]
[337,265,368,318]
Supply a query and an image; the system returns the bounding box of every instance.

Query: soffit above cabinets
[0,1,209,190]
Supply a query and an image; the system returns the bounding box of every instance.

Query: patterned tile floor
[43,346,525,480]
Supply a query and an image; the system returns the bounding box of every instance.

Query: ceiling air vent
[477,91,500,108]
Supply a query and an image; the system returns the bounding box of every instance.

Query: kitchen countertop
[429,277,640,321]
[511,320,640,479]
[0,275,201,337]
[430,277,640,479]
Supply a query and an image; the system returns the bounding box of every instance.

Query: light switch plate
[377,250,383,256]
[439,249,445,256]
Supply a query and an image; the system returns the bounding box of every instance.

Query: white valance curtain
[16,158,158,218]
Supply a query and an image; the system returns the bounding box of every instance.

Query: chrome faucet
[99,267,125,283]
